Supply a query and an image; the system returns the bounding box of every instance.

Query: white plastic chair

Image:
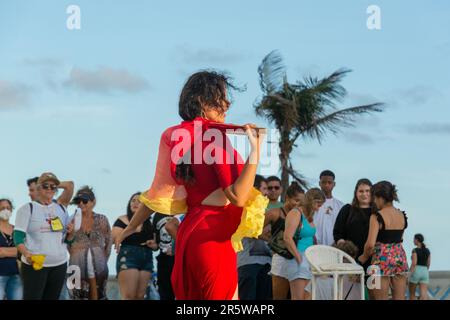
[305,245,365,300]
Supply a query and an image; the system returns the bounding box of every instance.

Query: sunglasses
[42,184,57,191]
[268,186,280,191]
[75,199,90,205]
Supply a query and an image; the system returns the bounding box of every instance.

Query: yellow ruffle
[139,192,187,215]
[231,188,269,252]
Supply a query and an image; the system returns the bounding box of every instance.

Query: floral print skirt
[371,242,408,276]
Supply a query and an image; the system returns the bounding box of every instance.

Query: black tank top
[374,210,408,244]
[271,207,287,236]
[113,218,153,246]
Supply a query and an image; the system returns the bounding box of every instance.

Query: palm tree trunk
[280,151,289,202]
[279,129,291,202]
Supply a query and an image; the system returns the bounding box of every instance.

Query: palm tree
[255,50,384,199]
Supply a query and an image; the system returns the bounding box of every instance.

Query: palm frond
[258,50,286,94]
[287,163,310,189]
[300,68,352,108]
[300,102,385,141]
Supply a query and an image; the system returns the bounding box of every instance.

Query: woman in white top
[14,172,74,300]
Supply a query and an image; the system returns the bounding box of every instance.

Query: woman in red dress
[116,71,267,300]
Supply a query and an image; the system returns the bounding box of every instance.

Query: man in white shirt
[313,170,344,246]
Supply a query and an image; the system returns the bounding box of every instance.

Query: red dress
[139,117,267,300]
[171,117,245,300]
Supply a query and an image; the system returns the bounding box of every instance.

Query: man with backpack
[14,172,74,300]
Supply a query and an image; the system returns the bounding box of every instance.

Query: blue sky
[1,0,449,273]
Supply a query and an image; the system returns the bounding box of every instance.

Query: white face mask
[0,209,12,221]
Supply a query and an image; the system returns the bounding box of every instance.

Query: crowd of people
[0,71,431,301]
[0,170,431,300]
[0,173,179,300]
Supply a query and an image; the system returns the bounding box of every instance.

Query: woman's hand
[243,123,259,149]
[145,239,158,250]
[244,124,265,151]
[114,225,137,254]
[295,254,302,265]
[358,255,367,265]
[66,221,75,237]
[23,250,33,264]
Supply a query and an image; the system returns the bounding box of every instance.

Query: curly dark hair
[178,70,241,121]
[372,180,399,203]
[176,71,243,183]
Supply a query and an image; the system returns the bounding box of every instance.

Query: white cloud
[405,122,450,135]
[174,45,248,65]
[0,80,32,109]
[63,66,149,94]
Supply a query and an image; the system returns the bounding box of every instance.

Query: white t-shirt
[313,197,344,246]
[15,201,70,267]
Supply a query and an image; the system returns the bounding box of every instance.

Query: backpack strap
[59,203,66,213]
[280,206,286,218]
[29,202,33,215]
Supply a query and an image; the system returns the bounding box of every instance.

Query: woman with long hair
[334,178,376,298]
[264,181,305,300]
[408,233,431,300]
[358,181,409,300]
[112,192,156,300]
[115,71,267,299]
[284,188,325,300]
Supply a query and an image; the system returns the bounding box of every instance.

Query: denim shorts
[409,266,429,284]
[116,245,154,274]
[270,252,311,281]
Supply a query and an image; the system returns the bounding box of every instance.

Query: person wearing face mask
[13,172,74,300]
[67,186,112,300]
[0,199,23,300]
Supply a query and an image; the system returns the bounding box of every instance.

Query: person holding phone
[66,186,112,300]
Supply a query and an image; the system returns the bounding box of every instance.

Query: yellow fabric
[31,254,46,271]
[140,126,188,215]
[231,188,269,252]
[139,191,187,215]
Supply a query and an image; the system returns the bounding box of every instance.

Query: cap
[37,172,60,186]
[71,190,95,204]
